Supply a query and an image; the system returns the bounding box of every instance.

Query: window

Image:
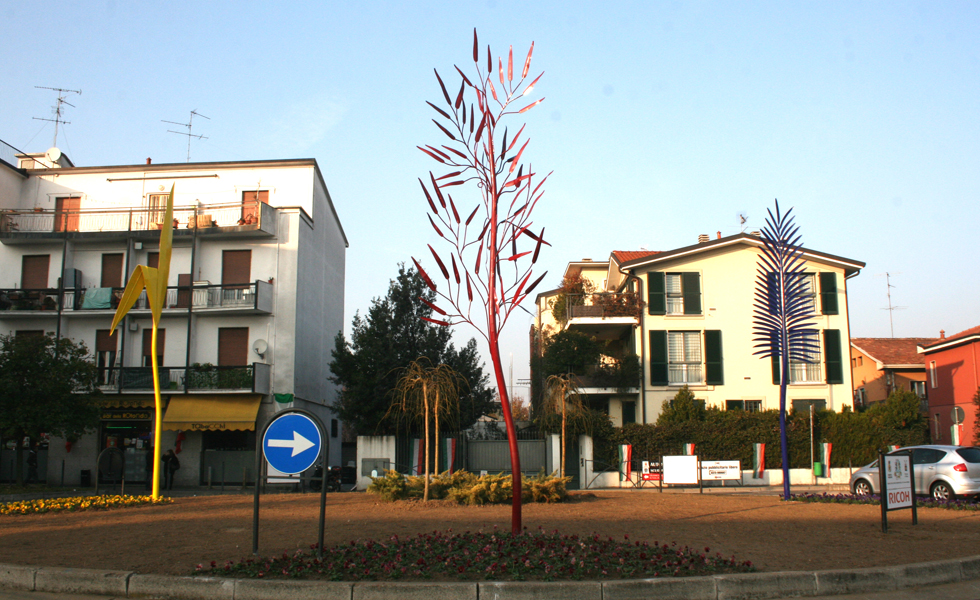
[142,328,165,367]
[789,331,822,383]
[854,387,867,407]
[101,254,124,289]
[819,272,839,315]
[147,193,167,225]
[727,400,761,412]
[668,331,702,384]
[218,328,250,366]
[21,255,50,289]
[96,330,118,386]
[930,361,937,388]
[241,190,269,224]
[910,381,926,398]
[622,401,636,424]
[331,419,339,438]
[797,274,817,315]
[54,196,80,232]
[222,250,252,305]
[647,272,701,315]
[649,330,722,386]
[792,399,826,413]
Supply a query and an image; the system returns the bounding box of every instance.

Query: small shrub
[369,469,570,505]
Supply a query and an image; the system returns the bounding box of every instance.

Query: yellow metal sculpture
[109,185,175,499]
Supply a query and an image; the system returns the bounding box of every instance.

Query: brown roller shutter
[96,329,119,352]
[22,255,50,289]
[222,250,251,289]
[177,273,192,308]
[142,328,165,366]
[147,252,159,269]
[241,190,268,223]
[54,196,80,232]
[218,327,249,366]
[101,254,124,288]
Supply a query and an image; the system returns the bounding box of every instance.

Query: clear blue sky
[3,2,978,395]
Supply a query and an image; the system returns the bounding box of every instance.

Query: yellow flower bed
[0,494,173,516]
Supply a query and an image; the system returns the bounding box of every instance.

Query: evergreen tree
[329,265,493,435]
[0,333,100,483]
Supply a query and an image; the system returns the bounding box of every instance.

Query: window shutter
[96,330,118,353]
[100,254,124,288]
[819,272,838,315]
[682,272,702,315]
[824,329,844,384]
[22,255,50,289]
[771,351,781,385]
[649,330,668,386]
[647,273,665,315]
[705,330,723,385]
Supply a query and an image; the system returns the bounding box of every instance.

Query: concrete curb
[1,556,979,599]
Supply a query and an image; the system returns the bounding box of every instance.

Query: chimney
[940,330,945,339]
[146,158,152,165]
[717,231,721,239]
[697,234,710,243]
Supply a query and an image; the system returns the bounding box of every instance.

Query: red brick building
[918,327,980,445]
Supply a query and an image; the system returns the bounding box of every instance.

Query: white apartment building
[0,141,347,487]
[533,232,864,425]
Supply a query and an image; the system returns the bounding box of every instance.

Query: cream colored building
[0,141,347,487]
[533,233,864,425]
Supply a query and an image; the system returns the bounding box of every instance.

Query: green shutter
[649,330,668,386]
[824,329,843,384]
[705,330,723,385]
[682,272,702,315]
[819,272,838,315]
[647,272,665,315]
[771,349,781,385]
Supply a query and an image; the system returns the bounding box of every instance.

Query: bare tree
[543,374,585,478]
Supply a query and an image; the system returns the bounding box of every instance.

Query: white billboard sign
[663,455,699,484]
[883,454,913,510]
[701,460,741,481]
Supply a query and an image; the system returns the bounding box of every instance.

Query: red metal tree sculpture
[413,29,550,533]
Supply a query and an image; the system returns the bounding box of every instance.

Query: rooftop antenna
[878,272,906,338]
[737,211,749,233]
[33,86,82,148]
[163,110,209,162]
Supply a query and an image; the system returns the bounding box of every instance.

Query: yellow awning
[162,394,261,431]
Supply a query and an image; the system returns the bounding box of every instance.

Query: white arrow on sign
[267,430,315,457]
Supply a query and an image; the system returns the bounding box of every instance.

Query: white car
[849,445,980,501]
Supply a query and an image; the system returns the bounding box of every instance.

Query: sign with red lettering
[883,454,912,510]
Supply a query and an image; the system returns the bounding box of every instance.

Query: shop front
[100,401,154,484]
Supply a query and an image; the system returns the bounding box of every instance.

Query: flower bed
[0,494,172,516]
[195,528,754,581]
[788,492,980,510]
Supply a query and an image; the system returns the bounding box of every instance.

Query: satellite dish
[252,339,268,357]
[45,147,62,163]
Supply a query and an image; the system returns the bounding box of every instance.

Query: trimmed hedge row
[606,402,929,469]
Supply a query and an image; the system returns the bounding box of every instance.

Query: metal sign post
[879,449,917,533]
[253,409,329,558]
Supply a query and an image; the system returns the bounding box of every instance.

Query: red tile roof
[611,250,660,263]
[851,338,937,366]
[920,325,980,351]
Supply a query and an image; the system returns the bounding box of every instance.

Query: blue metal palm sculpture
[752,199,818,500]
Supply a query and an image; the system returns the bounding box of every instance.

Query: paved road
[0,592,122,599]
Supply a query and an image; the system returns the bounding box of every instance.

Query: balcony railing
[565,292,643,321]
[0,200,271,235]
[567,357,642,392]
[59,281,272,313]
[0,288,60,312]
[98,362,271,394]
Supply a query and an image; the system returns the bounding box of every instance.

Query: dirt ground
[1,490,978,576]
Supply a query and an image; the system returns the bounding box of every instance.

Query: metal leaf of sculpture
[752,199,818,500]
[109,184,175,500]
[412,29,551,533]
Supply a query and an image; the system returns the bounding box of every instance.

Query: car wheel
[931,481,955,501]
[852,480,873,496]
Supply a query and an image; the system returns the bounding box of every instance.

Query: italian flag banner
[411,439,424,476]
[753,443,765,479]
[821,442,832,477]
[441,438,456,474]
[683,443,695,456]
[619,444,632,482]
[889,445,900,452]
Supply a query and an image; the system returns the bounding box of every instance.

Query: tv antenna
[737,211,749,233]
[878,272,906,338]
[163,110,210,162]
[33,86,82,148]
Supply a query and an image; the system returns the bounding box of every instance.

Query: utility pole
[33,86,82,148]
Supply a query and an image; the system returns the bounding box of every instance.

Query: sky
[2,1,978,399]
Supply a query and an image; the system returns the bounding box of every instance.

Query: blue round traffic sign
[262,413,322,474]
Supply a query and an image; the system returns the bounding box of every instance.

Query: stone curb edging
[1,556,978,600]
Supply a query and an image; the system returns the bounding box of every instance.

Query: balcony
[0,200,277,244]
[0,288,61,317]
[63,281,273,315]
[98,362,271,394]
[568,356,641,394]
[563,292,642,341]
